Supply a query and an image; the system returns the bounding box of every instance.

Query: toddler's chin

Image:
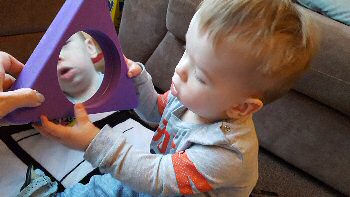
[171,82,179,97]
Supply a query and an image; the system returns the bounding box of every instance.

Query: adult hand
[0,52,45,120]
[124,55,142,78]
[33,103,100,151]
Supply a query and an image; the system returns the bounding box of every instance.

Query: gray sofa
[119,0,350,195]
[0,0,348,196]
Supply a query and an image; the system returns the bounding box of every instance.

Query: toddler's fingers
[32,122,51,137]
[127,70,134,78]
[39,115,67,139]
[127,63,142,78]
[33,124,60,141]
[123,55,131,68]
[123,54,129,63]
[123,55,141,78]
[74,103,90,124]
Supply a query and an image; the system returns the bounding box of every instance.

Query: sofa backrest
[0,0,64,63]
[293,8,350,116]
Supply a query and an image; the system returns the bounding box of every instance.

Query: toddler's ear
[85,38,98,59]
[226,98,263,119]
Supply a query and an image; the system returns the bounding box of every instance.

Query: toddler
[23,0,318,196]
[57,31,104,104]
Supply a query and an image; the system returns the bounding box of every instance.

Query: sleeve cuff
[84,124,126,168]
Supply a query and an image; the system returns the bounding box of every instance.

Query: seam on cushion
[143,31,168,63]
[146,31,185,65]
[145,31,176,65]
[295,68,350,115]
[310,68,350,85]
[144,1,170,63]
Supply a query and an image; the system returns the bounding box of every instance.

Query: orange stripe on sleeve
[157,90,170,116]
[172,151,213,195]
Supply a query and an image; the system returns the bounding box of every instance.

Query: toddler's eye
[194,69,205,84]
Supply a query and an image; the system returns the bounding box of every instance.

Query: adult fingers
[0,52,23,92]
[0,88,45,120]
[0,72,4,92]
[7,88,45,108]
[0,52,24,77]
[3,74,15,91]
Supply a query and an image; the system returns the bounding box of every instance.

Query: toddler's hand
[124,55,142,78]
[33,103,100,151]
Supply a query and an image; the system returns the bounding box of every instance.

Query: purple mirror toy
[3,0,137,124]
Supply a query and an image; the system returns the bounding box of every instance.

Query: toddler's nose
[57,56,64,65]
[175,65,188,82]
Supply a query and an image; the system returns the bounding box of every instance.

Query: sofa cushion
[119,0,169,64]
[297,0,350,25]
[294,6,350,116]
[0,32,44,63]
[166,0,202,42]
[0,0,64,36]
[145,32,185,90]
[255,90,350,196]
[141,0,201,90]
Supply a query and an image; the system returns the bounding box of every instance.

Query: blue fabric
[18,168,152,197]
[17,169,58,197]
[297,0,350,25]
[57,174,152,197]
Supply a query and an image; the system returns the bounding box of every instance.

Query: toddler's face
[171,13,258,122]
[57,32,99,99]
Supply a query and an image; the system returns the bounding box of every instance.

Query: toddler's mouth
[60,68,70,75]
[59,67,76,80]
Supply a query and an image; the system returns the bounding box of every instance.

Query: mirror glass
[57,31,105,104]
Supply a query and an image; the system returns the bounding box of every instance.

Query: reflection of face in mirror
[57,31,104,104]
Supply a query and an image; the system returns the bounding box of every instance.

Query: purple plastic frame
[4,0,137,124]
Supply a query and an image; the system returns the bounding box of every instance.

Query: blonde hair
[198,0,319,104]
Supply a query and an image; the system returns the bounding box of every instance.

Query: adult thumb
[0,88,44,118]
[8,88,44,107]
